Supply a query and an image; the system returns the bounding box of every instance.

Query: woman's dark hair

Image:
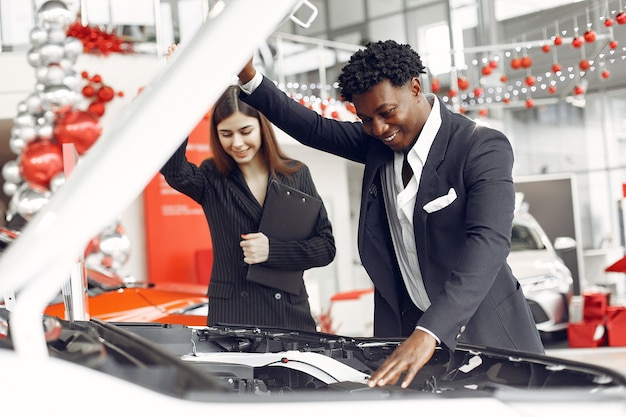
[210,85,300,176]
[338,40,426,102]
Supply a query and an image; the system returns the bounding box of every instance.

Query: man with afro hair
[238,39,544,389]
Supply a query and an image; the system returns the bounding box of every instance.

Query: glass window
[420,23,452,76]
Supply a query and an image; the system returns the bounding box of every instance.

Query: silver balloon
[9,183,51,221]
[63,36,83,61]
[35,65,50,84]
[42,110,56,124]
[39,43,65,66]
[2,160,22,184]
[43,64,67,86]
[27,47,42,67]
[37,1,74,30]
[16,101,28,114]
[57,57,74,70]
[29,26,48,47]
[14,111,37,128]
[36,121,54,141]
[40,84,77,113]
[24,93,44,116]
[49,171,66,192]
[86,222,132,271]
[3,181,19,198]
[11,125,37,144]
[47,27,67,44]
[62,69,82,92]
[9,133,26,155]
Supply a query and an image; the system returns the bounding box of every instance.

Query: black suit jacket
[241,76,544,354]
[160,140,336,331]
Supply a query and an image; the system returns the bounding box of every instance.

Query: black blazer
[241,76,544,354]
[160,140,336,331]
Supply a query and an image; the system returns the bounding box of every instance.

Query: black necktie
[402,153,413,188]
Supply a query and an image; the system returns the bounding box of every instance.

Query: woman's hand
[240,232,269,264]
[166,43,179,61]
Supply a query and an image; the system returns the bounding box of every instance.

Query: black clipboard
[246,179,322,294]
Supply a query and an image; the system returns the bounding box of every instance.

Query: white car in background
[509,211,576,335]
[328,211,576,338]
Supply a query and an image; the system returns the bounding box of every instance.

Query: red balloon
[19,139,64,188]
[53,110,103,155]
[82,85,95,97]
[97,86,115,102]
[88,102,106,117]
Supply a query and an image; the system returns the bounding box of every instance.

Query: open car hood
[1,313,625,416]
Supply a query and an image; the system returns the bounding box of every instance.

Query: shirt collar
[409,93,440,164]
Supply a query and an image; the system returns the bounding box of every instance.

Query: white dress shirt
[381,94,441,340]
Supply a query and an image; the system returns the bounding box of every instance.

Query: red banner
[143,114,213,285]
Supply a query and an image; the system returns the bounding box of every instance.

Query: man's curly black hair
[338,40,426,102]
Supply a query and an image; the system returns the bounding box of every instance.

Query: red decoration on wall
[431,77,440,93]
[616,11,626,24]
[457,76,470,90]
[520,55,533,68]
[583,30,596,43]
[571,36,584,48]
[66,21,134,55]
[579,59,591,71]
[554,35,563,46]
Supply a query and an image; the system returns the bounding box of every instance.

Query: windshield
[511,222,545,251]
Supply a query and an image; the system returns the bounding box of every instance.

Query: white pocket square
[423,188,457,213]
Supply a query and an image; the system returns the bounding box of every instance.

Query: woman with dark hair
[160,84,336,331]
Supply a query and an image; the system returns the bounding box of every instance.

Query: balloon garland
[2,0,132,279]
